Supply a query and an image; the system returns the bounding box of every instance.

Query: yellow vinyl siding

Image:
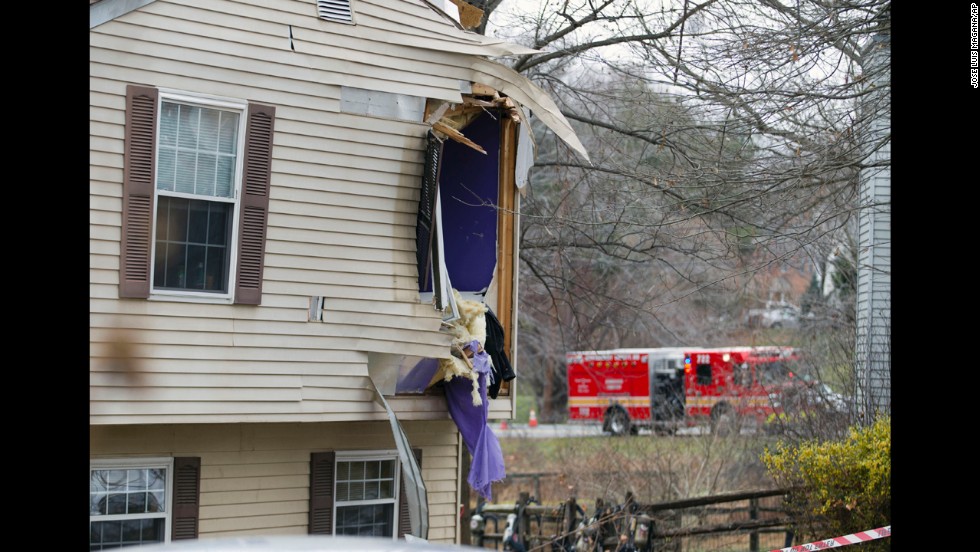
[91,420,461,542]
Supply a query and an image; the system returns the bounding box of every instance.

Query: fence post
[648,507,662,552]
[517,491,530,549]
[565,496,579,540]
[473,495,485,548]
[749,497,759,552]
[651,510,681,552]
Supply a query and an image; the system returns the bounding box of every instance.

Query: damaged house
[89,0,588,547]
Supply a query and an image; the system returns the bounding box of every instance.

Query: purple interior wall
[438,113,500,293]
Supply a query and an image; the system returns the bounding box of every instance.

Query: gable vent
[317,0,353,23]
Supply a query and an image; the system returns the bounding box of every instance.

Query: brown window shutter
[309,451,336,535]
[171,457,201,540]
[235,102,276,305]
[397,448,423,539]
[120,84,158,299]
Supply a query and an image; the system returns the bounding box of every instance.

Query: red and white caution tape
[769,526,891,552]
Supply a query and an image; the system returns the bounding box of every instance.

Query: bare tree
[476,0,889,424]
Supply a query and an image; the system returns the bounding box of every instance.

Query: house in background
[854,22,890,417]
[741,260,814,329]
[89,0,587,547]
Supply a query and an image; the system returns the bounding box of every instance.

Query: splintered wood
[426,89,522,154]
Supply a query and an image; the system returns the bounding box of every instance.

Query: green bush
[761,416,891,550]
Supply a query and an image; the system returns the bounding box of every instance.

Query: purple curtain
[444,339,506,500]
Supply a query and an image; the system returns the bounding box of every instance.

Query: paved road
[492,423,709,439]
[491,422,601,439]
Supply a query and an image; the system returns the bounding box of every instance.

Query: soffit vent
[317,0,353,23]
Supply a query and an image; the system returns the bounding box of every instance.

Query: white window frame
[149,89,248,304]
[333,450,400,538]
[90,457,175,548]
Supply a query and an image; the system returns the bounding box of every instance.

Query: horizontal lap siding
[172,0,499,61]
[116,3,468,100]
[90,0,473,423]
[90,421,461,543]
[856,130,890,413]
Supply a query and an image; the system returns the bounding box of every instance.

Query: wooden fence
[466,486,796,552]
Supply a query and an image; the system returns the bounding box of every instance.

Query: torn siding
[91,0,586,162]
[467,59,590,163]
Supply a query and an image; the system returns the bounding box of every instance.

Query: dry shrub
[488,432,777,509]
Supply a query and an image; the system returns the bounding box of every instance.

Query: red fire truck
[566,346,803,435]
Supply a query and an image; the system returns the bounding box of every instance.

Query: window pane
[218,111,240,154]
[380,461,393,478]
[175,151,197,194]
[342,507,359,525]
[165,197,189,242]
[350,462,365,481]
[91,493,107,515]
[380,480,392,499]
[149,491,165,512]
[147,469,166,491]
[160,102,179,148]
[208,205,229,245]
[128,493,147,514]
[121,519,143,543]
[365,481,379,500]
[178,104,200,150]
[127,469,147,489]
[99,520,121,546]
[365,461,380,479]
[141,518,159,540]
[107,494,127,515]
[186,246,207,290]
[196,153,217,196]
[348,481,364,501]
[216,156,235,198]
[90,519,103,548]
[187,202,211,244]
[199,109,221,152]
[91,471,108,493]
[154,240,187,289]
[336,482,349,502]
[105,470,127,492]
[204,247,228,292]
[157,149,176,192]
